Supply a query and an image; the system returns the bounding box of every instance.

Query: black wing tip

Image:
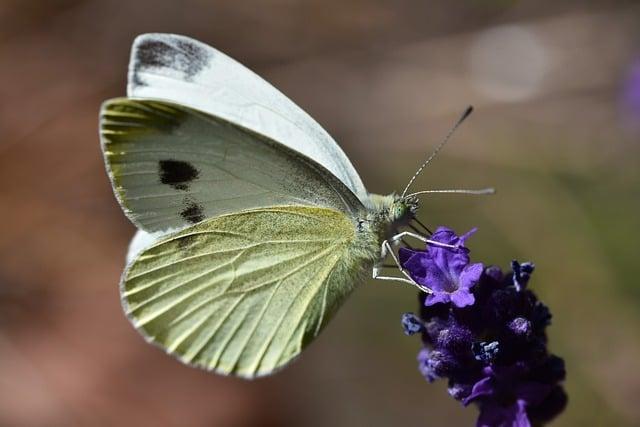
[130,33,213,87]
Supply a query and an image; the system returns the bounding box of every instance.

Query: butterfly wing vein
[121,206,366,378]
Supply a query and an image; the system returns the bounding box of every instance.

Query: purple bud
[420,349,459,379]
[423,317,448,343]
[484,265,504,282]
[417,349,438,382]
[511,260,535,291]
[401,312,424,335]
[508,317,532,338]
[472,341,500,363]
[437,323,474,355]
[483,288,519,326]
[448,382,473,401]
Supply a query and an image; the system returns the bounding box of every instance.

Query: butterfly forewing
[122,206,375,378]
[100,98,363,233]
[128,33,368,199]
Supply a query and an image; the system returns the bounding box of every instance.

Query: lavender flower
[399,227,483,308]
[400,227,567,426]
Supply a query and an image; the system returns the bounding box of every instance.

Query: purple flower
[399,226,567,426]
[399,227,483,308]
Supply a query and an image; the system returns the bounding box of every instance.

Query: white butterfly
[100,33,490,378]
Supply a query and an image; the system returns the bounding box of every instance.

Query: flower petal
[459,227,478,245]
[425,292,451,306]
[446,248,471,278]
[431,227,458,245]
[459,262,484,290]
[421,261,451,291]
[450,289,476,308]
[402,251,428,282]
[464,376,494,405]
[398,247,415,265]
[514,400,532,427]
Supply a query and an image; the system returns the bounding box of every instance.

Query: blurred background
[1,0,639,426]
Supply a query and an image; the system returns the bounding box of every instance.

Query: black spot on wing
[159,160,199,191]
[132,36,212,87]
[181,201,205,224]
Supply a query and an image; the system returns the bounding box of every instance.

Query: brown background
[1,1,639,426]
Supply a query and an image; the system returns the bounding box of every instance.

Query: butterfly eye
[390,203,407,222]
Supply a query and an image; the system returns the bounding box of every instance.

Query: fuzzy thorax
[363,193,419,241]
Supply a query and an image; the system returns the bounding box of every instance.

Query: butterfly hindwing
[127,33,368,199]
[100,98,363,233]
[122,206,376,378]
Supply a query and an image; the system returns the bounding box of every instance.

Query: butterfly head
[391,194,419,223]
[364,193,419,239]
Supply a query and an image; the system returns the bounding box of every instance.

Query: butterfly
[100,33,490,378]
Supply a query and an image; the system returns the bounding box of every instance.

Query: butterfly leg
[388,231,458,250]
[372,231,458,291]
[373,239,435,293]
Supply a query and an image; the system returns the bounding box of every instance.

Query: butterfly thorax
[363,193,418,242]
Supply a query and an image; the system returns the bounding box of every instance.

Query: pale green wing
[121,206,376,378]
[100,98,364,233]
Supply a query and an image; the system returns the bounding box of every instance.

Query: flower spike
[399,227,567,426]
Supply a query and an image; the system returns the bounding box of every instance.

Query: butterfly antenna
[406,188,495,198]
[400,106,474,198]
